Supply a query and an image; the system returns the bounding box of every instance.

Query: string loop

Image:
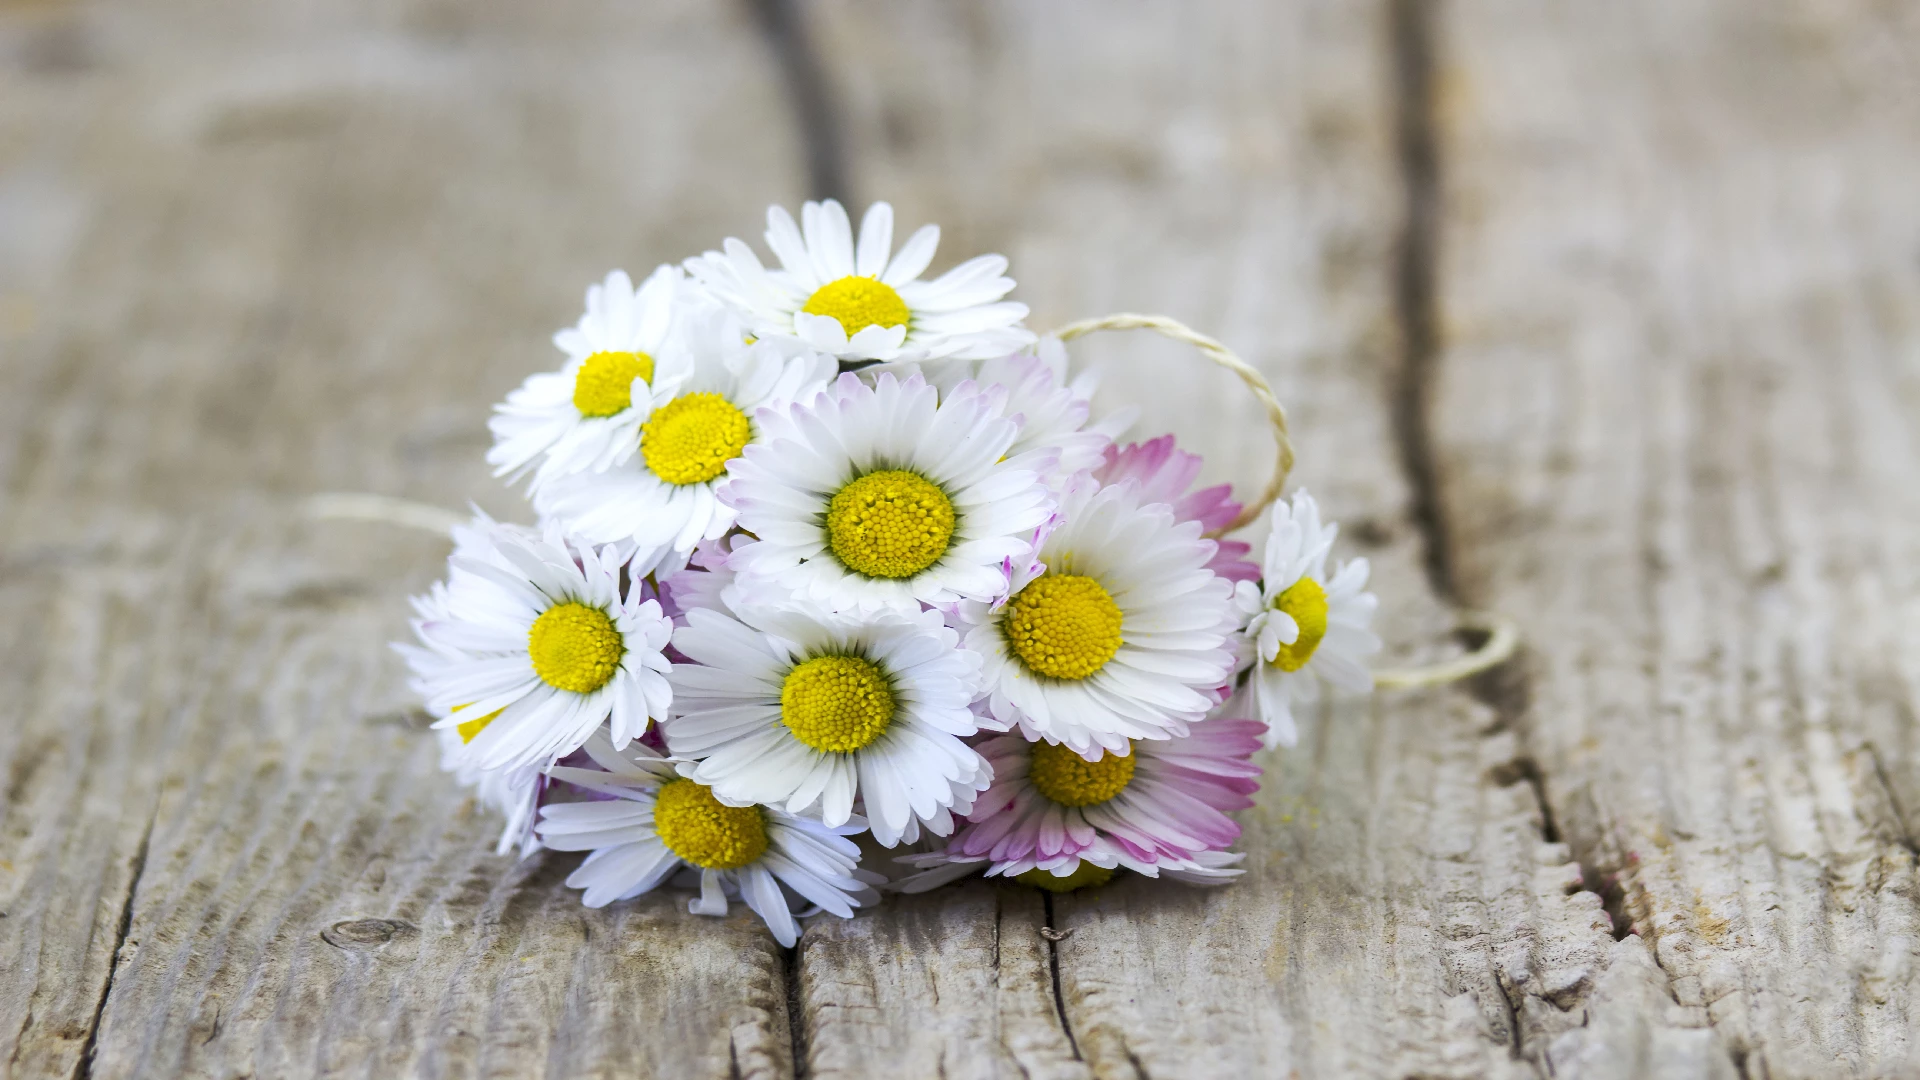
[1051,314,1291,535]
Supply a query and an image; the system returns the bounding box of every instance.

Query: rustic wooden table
[4,1,1917,1077]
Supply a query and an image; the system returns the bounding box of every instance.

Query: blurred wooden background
[4,1,1919,1077]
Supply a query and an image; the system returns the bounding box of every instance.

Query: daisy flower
[533,311,836,555]
[487,266,691,488]
[1235,490,1381,749]
[663,603,989,847]
[687,199,1035,364]
[722,371,1055,615]
[536,736,877,947]
[394,542,549,858]
[894,720,1264,891]
[1093,435,1261,582]
[410,520,674,771]
[957,478,1238,757]
[923,336,1124,492]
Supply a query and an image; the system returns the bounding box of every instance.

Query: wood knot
[321,918,415,950]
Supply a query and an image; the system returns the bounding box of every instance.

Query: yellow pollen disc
[527,602,625,694]
[1270,577,1329,672]
[825,469,956,579]
[780,655,896,753]
[641,392,751,486]
[652,779,769,870]
[572,350,654,417]
[801,275,912,338]
[454,706,502,743]
[1028,740,1137,808]
[1002,574,1125,681]
[1016,862,1116,893]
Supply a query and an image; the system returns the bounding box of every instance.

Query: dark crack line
[1388,0,1452,602]
[1040,893,1082,1061]
[782,941,808,1080]
[1867,741,1920,856]
[76,809,154,1080]
[745,0,852,204]
[1387,6,1554,1074]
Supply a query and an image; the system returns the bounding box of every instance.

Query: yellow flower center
[801,276,912,338]
[454,706,502,743]
[652,779,769,870]
[1028,740,1137,808]
[780,655,896,753]
[825,469,956,579]
[1269,577,1329,672]
[641,392,751,486]
[1002,574,1125,681]
[572,350,654,418]
[527,602,625,694]
[1015,862,1116,893]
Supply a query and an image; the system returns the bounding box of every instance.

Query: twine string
[1049,312,1518,687]
[306,492,467,534]
[1052,313,1292,535]
[1372,611,1519,688]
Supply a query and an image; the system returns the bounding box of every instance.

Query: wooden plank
[796,4,1639,1076]
[0,1,811,1077]
[1431,0,1920,1076]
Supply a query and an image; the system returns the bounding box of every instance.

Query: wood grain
[0,1,808,1076]
[1431,0,1920,1076]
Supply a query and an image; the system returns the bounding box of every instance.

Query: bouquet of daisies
[394,200,1381,946]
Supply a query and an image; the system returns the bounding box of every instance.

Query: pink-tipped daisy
[924,336,1124,492]
[894,719,1265,892]
[955,478,1238,757]
[1093,435,1260,582]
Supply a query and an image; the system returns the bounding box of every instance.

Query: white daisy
[1234,490,1381,749]
[533,309,836,555]
[721,370,1055,615]
[687,199,1035,364]
[411,520,673,771]
[957,478,1239,757]
[921,336,1125,492]
[663,603,989,847]
[537,735,878,947]
[395,542,550,858]
[487,266,692,488]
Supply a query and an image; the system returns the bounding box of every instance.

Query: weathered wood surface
[0,0,1913,1077]
[0,2,806,1077]
[1431,1,1920,1077]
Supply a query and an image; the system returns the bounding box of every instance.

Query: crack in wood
[782,941,808,1080]
[744,0,852,204]
[1388,0,1451,602]
[1039,893,1082,1062]
[1386,4,1631,1067]
[74,809,154,1080]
